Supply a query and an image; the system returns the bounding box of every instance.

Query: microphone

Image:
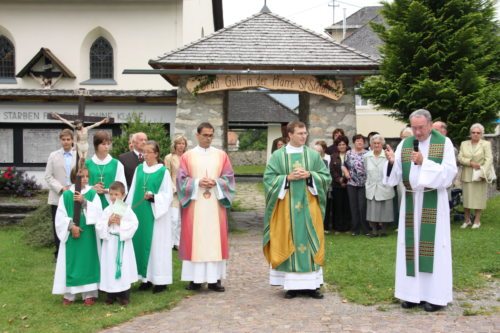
[413,139,419,165]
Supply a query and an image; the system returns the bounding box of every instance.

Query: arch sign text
[186,74,344,100]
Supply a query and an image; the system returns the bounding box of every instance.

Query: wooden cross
[49,89,115,124]
[48,88,114,226]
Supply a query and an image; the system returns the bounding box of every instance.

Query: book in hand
[112,199,128,217]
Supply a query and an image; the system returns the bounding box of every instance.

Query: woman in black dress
[329,135,351,232]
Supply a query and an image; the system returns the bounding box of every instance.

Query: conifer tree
[361,0,499,142]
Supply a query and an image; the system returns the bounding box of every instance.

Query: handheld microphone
[413,139,419,165]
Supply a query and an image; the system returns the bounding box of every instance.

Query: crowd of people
[45,122,234,306]
[44,111,494,314]
[315,120,494,238]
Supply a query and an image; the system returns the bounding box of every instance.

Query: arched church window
[90,37,113,79]
[0,36,15,78]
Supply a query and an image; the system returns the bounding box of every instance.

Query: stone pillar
[307,76,356,146]
[175,77,225,149]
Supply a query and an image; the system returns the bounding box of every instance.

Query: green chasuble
[63,189,100,287]
[401,130,445,276]
[263,146,331,273]
[131,164,166,277]
[85,158,118,209]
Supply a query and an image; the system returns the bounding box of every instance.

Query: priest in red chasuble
[177,122,235,292]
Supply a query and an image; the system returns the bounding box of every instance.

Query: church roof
[150,10,379,70]
[16,48,76,78]
[0,89,176,100]
[228,91,297,124]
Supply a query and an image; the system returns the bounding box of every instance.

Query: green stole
[401,130,445,276]
[131,164,166,277]
[275,150,321,273]
[63,189,100,287]
[85,158,119,209]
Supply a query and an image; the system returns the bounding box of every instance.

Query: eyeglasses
[201,134,214,138]
[471,132,481,134]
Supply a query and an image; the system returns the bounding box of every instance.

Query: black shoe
[284,290,297,299]
[138,282,153,291]
[152,285,168,294]
[308,289,324,299]
[423,302,443,312]
[401,301,419,309]
[185,282,202,291]
[367,232,379,238]
[379,233,388,237]
[173,245,178,251]
[208,280,225,292]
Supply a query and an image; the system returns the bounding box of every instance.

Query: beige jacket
[458,139,493,183]
[364,150,395,201]
[44,148,76,205]
[164,153,180,208]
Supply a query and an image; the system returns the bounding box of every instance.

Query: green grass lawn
[233,164,266,175]
[0,226,191,333]
[324,195,500,305]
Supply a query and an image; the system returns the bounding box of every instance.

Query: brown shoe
[62,298,73,306]
[83,297,96,306]
[119,298,130,306]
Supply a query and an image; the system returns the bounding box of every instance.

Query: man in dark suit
[118,132,148,188]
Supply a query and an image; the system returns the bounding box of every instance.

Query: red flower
[3,171,13,179]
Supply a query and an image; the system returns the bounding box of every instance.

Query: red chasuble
[177,146,235,262]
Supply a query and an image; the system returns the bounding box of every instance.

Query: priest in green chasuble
[85,131,127,209]
[263,121,331,299]
[126,140,173,294]
[177,122,235,292]
[52,167,103,306]
[384,109,457,312]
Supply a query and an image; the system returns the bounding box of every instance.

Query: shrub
[22,204,54,247]
[0,166,41,197]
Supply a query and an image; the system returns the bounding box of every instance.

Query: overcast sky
[223,0,500,36]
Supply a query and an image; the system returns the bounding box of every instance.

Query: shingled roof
[150,10,379,70]
[342,14,384,60]
[0,89,176,101]
[326,6,382,31]
[228,91,297,124]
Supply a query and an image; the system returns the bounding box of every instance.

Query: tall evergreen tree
[361,0,499,142]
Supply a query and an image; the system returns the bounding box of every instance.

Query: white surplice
[126,163,173,285]
[95,203,139,293]
[383,135,457,306]
[52,185,102,295]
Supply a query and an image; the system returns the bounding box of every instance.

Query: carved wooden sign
[186,74,344,100]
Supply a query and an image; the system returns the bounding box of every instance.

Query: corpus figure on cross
[51,112,109,168]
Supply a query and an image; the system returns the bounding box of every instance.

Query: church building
[0,0,223,182]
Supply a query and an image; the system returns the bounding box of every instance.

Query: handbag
[483,164,497,184]
[471,168,482,182]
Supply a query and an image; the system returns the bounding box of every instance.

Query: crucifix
[29,57,63,89]
[49,88,114,225]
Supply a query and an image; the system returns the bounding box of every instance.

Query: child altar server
[96,181,139,305]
